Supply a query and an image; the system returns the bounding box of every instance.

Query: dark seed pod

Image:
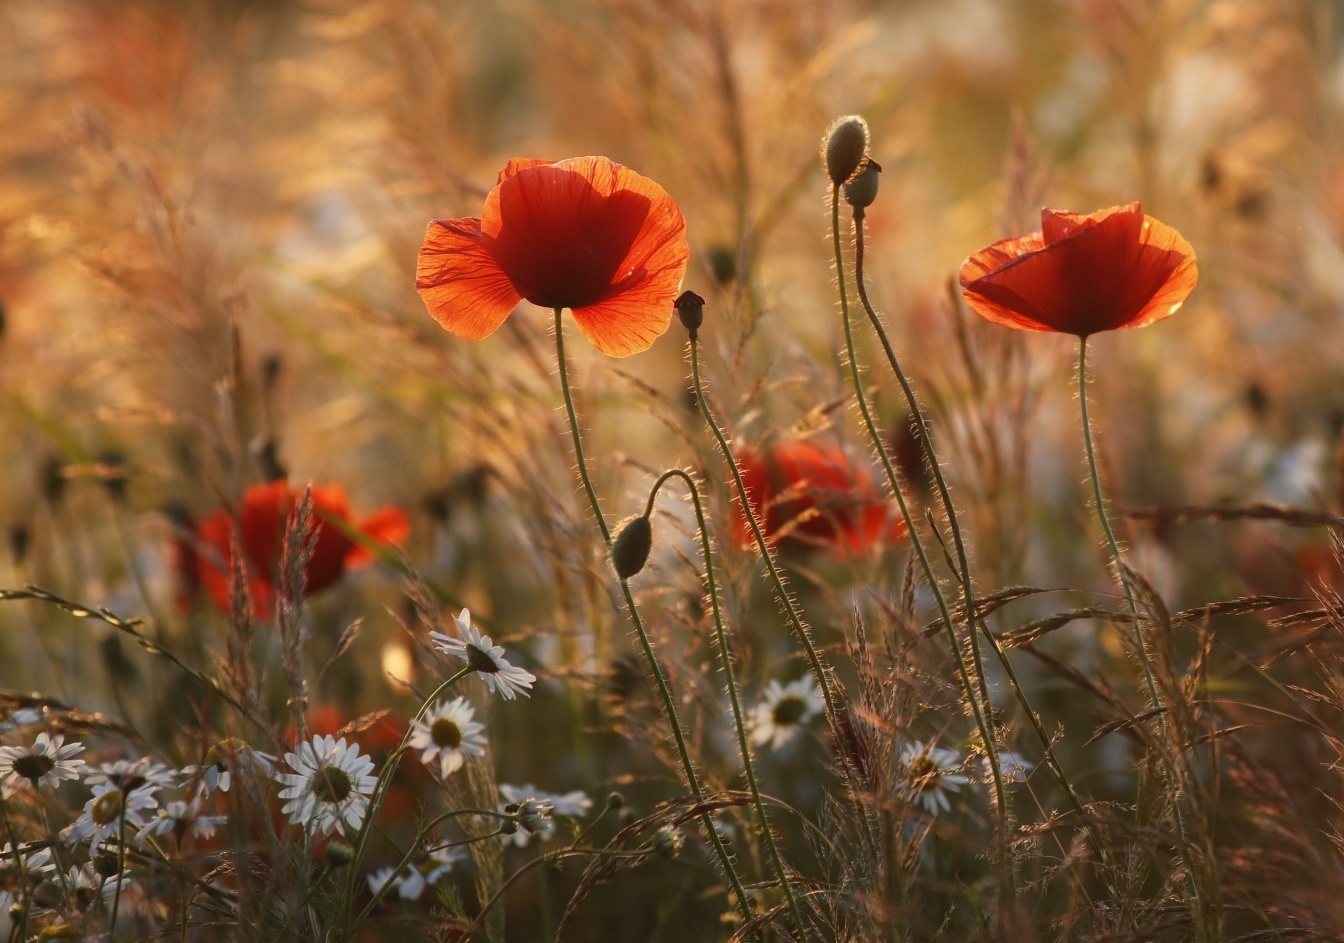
[674,290,705,340]
[843,159,881,211]
[612,515,653,580]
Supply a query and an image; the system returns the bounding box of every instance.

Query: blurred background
[2,1,1344,939]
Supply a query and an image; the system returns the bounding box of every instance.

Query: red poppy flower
[735,442,907,554]
[177,481,410,618]
[416,156,689,357]
[958,202,1198,337]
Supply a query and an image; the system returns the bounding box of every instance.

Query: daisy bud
[652,825,685,859]
[674,290,705,341]
[518,798,554,834]
[822,115,870,186]
[325,838,355,868]
[606,791,624,811]
[612,515,653,580]
[843,159,882,213]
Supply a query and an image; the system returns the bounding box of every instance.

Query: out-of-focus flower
[276,735,378,838]
[424,845,467,884]
[736,441,907,554]
[135,798,227,845]
[430,609,536,700]
[177,481,410,618]
[63,782,159,849]
[181,739,276,797]
[958,203,1197,337]
[0,732,85,795]
[898,741,969,816]
[416,156,689,357]
[85,757,177,792]
[367,864,427,901]
[498,784,591,847]
[408,697,486,779]
[749,675,825,752]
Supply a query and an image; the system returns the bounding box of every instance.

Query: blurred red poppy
[958,203,1197,337]
[416,156,689,357]
[177,481,410,618]
[735,442,907,554]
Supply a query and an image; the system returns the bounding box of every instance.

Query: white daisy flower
[275,735,378,837]
[85,757,177,792]
[0,707,46,732]
[749,675,825,752]
[0,842,56,881]
[423,845,467,885]
[899,740,970,816]
[135,799,228,845]
[62,782,159,849]
[367,866,397,897]
[68,862,133,905]
[429,609,536,700]
[0,732,86,795]
[181,739,276,797]
[396,866,427,901]
[498,784,590,847]
[408,697,486,779]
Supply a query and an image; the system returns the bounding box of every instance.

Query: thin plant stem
[644,468,807,938]
[688,334,878,867]
[1076,337,1208,935]
[827,187,1009,902]
[551,309,761,936]
[849,207,1108,867]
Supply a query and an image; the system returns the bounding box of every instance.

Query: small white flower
[0,707,46,732]
[498,784,591,847]
[62,782,159,849]
[0,842,56,880]
[367,866,397,897]
[899,740,969,816]
[275,735,378,837]
[396,866,427,901]
[749,675,825,752]
[85,757,177,792]
[408,697,486,779]
[181,740,276,797]
[423,845,466,885]
[68,862,133,904]
[0,732,86,795]
[135,799,228,845]
[429,609,536,700]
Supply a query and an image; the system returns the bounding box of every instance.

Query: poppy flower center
[13,753,54,783]
[771,697,808,727]
[487,168,653,310]
[312,765,353,805]
[430,718,463,750]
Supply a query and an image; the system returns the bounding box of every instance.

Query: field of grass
[2,1,1344,940]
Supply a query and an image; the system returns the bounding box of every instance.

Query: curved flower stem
[828,188,1008,898]
[1077,338,1205,930]
[689,335,878,870]
[644,468,807,939]
[848,209,1110,868]
[552,309,760,936]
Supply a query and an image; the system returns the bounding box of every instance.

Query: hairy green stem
[552,309,759,935]
[828,188,1008,905]
[645,468,807,938]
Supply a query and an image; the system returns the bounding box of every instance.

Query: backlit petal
[345,506,412,567]
[416,217,522,341]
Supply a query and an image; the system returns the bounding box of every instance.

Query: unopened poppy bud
[612,515,653,580]
[823,115,870,186]
[674,290,705,340]
[844,159,882,212]
[652,825,685,858]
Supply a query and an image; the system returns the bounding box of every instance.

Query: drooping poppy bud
[612,515,653,580]
[844,159,882,213]
[822,115,870,186]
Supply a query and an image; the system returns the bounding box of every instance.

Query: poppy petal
[497,157,555,183]
[960,204,1197,336]
[482,157,688,333]
[416,217,522,341]
[346,506,412,567]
